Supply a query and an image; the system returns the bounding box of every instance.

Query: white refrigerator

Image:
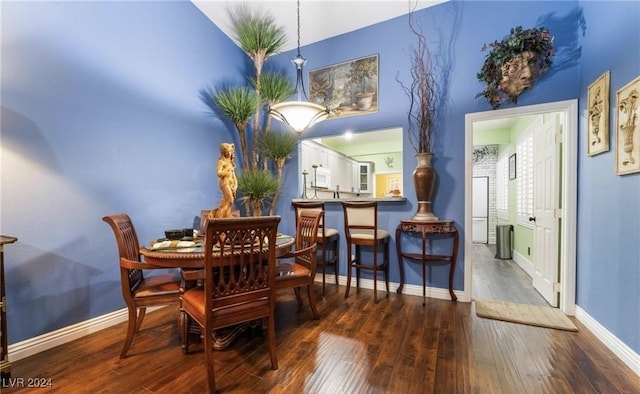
[472,176,489,243]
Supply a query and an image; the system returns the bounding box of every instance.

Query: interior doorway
[463,100,578,315]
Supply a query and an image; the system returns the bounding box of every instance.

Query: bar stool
[341,201,390,303]
[292,201,339,294]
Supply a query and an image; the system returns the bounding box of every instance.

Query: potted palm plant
[201,4,297,217]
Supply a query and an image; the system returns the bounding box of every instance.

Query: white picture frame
[615,75,640,175]
[587,71,610,156]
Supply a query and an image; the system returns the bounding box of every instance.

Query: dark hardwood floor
[4,268,640,392]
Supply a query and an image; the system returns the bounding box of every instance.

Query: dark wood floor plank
[409,298,442,393]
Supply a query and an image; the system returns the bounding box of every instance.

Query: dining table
[140,233,294,267]
[139,233,295,350]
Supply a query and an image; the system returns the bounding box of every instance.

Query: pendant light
[268,0,329,134]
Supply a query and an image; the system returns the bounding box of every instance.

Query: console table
[1,236,18,380]
[395,220,458,303]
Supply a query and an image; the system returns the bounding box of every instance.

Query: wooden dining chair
[275,210,323,319]
[291,201,339,294]
[199,209,240,235]
[102,213,182,358]
[181,215,281,393]
[341,201,390,303]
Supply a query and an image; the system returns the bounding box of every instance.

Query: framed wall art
[587,71,610,156]
[509,153,517,180]
[615,75,640,175]
[309,54,378,119]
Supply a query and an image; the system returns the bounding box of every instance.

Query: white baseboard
[575,306,640,377]
[8,306,161,363]
[316,275,463,302]
[512,250,534,277]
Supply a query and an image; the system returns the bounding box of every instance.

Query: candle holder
[311,164,319,199]
[301,170,309,199]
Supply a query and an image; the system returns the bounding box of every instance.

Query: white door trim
[532,113,560,307]
[463,100,577,315]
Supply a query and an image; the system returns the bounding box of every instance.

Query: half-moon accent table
[395,220,458,304]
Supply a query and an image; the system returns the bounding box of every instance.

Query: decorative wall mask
[476,26,554,109]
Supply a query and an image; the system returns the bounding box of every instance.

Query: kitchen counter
[291,197,406,203]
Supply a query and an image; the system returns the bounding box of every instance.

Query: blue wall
[273,0,639,355]
[576,1,640,354]
[1,1,244,342]
[1,0,639,357]
[274,1,580,298]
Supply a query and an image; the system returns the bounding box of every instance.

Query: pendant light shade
[269,100,329,134]
[268,0,329,134]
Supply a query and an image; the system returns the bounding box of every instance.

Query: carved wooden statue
[211,142,238,219]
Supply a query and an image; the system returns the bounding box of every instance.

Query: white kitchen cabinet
[299,141,311,175]
[311,143,328,169]
[327,150,340,187]
[331,151,352,192]
[349,159,359,193]
[300,140,328,172]
[300,141,375,195]
[358,162,372,193]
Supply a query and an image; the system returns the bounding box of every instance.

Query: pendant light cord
[268,0,329,135]
[292,0,308,101]
[296,0,301,57]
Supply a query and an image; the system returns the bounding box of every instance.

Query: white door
[532,114,560,307]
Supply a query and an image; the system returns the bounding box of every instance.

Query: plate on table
[149,240,199,250]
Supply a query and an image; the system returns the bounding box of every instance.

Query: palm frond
[214,87,259,123]
[237,169,280,201]
[258,131,297,161]
[229,4,286,59]
[258,72,295,105]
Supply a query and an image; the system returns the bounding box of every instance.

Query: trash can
[495,224,513,259]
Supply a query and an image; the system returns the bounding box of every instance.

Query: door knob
[529,216,536,222]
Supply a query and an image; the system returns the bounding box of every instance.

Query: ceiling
[192,0,448,52]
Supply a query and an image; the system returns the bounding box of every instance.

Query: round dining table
[139,234,295,351]
[139,234,295,269]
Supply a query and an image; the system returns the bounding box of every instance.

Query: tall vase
[412,152,439,221]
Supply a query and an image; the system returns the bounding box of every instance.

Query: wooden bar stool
[292,201,339,294]
[341,201,390,303]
